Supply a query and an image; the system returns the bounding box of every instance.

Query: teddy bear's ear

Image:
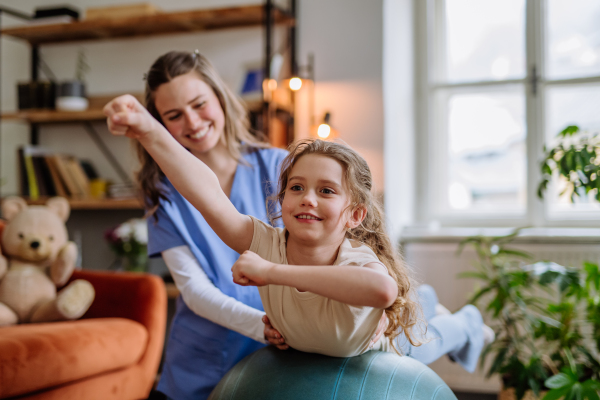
[46,197,71,222]
[1,196,28,221]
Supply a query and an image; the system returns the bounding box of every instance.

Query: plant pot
[56,80,88,111]
[498,387,547,400]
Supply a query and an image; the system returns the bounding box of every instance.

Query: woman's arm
[163,246,267,343]
[232,251,398,309]
[103,95,253,253]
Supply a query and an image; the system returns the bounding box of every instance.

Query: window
[417,0,600,226]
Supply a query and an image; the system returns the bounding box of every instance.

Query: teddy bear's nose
[30,241,40,249]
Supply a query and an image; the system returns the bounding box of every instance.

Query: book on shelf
[19,145,45,200]
[44,156,68,197]
[17,146,96,200]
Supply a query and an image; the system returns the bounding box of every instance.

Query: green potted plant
[458,232,600,400]
[538,125,600,203]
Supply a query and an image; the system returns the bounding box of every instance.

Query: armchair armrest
[69,269,167,383]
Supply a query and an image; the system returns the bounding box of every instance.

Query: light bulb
[317,123,331,138]
[289,77,302,91]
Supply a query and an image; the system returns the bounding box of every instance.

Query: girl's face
[154,71,225,156]
[281,154,364,246]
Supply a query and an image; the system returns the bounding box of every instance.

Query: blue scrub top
[149,147,287,400]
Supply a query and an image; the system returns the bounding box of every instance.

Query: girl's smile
[294,212,323,222]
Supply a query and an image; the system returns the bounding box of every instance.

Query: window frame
[415,0,600,228]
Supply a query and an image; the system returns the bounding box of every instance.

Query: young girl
[231,138,422,356]
[104,93,420,356]
[105,95,490,366]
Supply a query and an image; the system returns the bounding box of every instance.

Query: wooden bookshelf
[24,197,143,210]
[1,5,294,45]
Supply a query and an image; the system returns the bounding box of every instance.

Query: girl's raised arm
[103,95,253,254]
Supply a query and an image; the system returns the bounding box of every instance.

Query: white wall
[295,0,385,192]
[0,0,386,268]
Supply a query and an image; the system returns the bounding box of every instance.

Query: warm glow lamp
[317,123,331,138]
[317,112,332,138]
[289,77,303,91]
[313,112,338,140]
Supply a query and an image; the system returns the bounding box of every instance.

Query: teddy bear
[0,196,95,326]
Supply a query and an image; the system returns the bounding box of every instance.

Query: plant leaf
[542,387,571,400]
[546,373,574,389]
[559,125,580,137]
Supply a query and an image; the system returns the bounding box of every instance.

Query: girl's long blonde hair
[270,139,423,352]
[138,50,268,216]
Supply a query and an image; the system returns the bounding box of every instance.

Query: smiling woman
[103,50,288,400]
[154,73,225,157]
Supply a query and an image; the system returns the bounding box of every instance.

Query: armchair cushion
[0,318,147,398]
[0,269,166,400]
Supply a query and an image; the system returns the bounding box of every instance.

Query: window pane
[443,0,526,83]
[545,84,600,217]
[439,87,526,214]
[546,0,600,80]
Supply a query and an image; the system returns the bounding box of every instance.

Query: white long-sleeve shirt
[162,245,267,343]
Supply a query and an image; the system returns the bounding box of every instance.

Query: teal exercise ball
[209,346,457,400]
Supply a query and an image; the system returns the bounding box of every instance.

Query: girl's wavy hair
[138,50,268,217]
[269,139,423,353]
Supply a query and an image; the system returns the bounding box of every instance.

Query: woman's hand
[262,315,288,350]
[103,94,160,141]
[232,251,274,286]
[369,312,388,349]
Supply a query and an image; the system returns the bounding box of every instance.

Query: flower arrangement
[104,218,148,272]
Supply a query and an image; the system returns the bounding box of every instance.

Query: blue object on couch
[209,346,457,400]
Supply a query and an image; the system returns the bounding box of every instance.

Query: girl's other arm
[103,95,253,253]
[232,251,398,308]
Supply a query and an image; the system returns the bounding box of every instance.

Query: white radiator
[402,240,600,393]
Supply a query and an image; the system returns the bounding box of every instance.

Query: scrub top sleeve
[163,246,267,343]
[147,205,187,258]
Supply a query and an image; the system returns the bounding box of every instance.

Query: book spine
[17,147,29,197]
[23,149,39,200]
[31,155,49,197]
[44,156,68,197]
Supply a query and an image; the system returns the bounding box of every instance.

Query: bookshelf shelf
[24,197,143,210]
[1,99,289,124]
[2,109,106,124]
[0,5,294,45]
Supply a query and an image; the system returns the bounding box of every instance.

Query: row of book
[18,146,99,200]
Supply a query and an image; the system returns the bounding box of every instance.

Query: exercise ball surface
[209,346,457,400]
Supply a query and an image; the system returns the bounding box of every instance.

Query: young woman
[134,50,288,400]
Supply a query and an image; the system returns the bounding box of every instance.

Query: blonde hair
[270,139,422,352]
[138,50,268,216]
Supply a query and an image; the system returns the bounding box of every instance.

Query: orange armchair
[0,269,167,400]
